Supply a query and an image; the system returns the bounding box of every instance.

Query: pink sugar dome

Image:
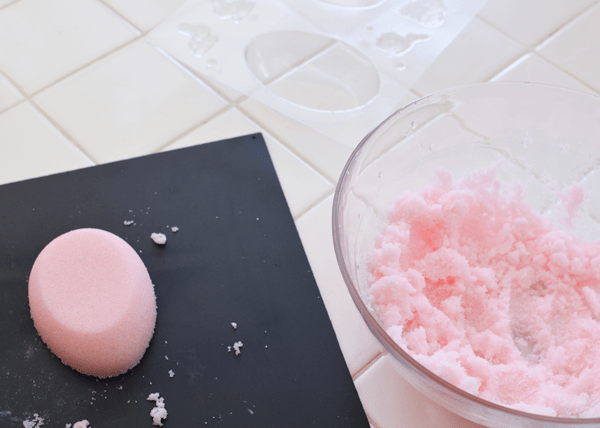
[368,167,600,417]
[29,228,157,378]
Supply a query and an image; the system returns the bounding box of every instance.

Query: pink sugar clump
[368,167,600,417]
[29,228,157,378]
[558,183,587,229]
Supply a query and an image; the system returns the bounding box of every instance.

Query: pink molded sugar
[368,167,600,417]
[29,228,157,378]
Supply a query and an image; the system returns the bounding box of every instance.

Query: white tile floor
[2,0,600,427]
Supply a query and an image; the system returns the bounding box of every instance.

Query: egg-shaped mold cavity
[245,31,380,112]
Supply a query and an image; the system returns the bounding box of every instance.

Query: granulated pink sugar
[368,167,600,417]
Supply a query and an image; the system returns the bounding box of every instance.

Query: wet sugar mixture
[368,167,600,417]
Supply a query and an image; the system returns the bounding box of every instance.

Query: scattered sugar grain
[147,393,168,427]
[150,233,167,245]
[73,421,89,428]
[233,341,243,356]
[171,226,179,233]
[22,414,44,428]
[124,220,134,226]
[169,370,175,378]
[231,322,237,329]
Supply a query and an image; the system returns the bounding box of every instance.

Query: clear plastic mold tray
[148,0,488,147]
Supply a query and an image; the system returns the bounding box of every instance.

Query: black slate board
[0,134,369,427]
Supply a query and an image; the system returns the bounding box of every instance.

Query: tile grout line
[487,50,600,96]
[236,102,339,185]
[535,53,600,94]
[352,351,384,381]
[28,98,99,165]
[97,0,144,35]
[475,14,534,48]
[479,2,600,92]
[0,0,19,12]
[152,101,247,154]
[292,190,334,222]
[532,0,600,94]
[485,51,531,82]
[536,0,600,49]
[0,98,27,116]
[147,39,248,105]
[0,71,98,164]
[0,69,28,113]
[29,36,142,99]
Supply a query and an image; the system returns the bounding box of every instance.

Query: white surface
[2,0,600,426]
[0,0,137,94]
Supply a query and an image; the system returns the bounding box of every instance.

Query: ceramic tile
[238,98,353,184]
[355,356,485,428]
[295,195,383,376]
[163,107,259,151]
[103,0,186,33]
[169,61,246,103]
[33,39,229,164]
[478,0,597,47]
[0,72,24,113]
[412,17,526,97]
[537,3,600,93]
[164,108,334,218]
[0,0,16,9]
[0,0,138,94]
[199,73,247,104]
[0,102,93,185]
[491,52,599,96]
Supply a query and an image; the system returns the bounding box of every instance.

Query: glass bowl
[333,82,600,427]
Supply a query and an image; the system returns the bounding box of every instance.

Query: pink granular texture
[368,167,600,417]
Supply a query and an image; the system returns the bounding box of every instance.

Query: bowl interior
[333,82,600,427]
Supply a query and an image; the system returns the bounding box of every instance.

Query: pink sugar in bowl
[333,82,600,427]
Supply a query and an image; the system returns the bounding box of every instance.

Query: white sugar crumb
[151,233,167,245]
[147,393,168,426]
[233,341,243,355]
[165,355,168,360]
[227,346,232,352]
[124,220,134,226]
[23,414,44,428]
[169,370,175,378]
[231,322,237,329]
[66,425,71,428]
[171,226,179,232]
[73,421,90,428]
